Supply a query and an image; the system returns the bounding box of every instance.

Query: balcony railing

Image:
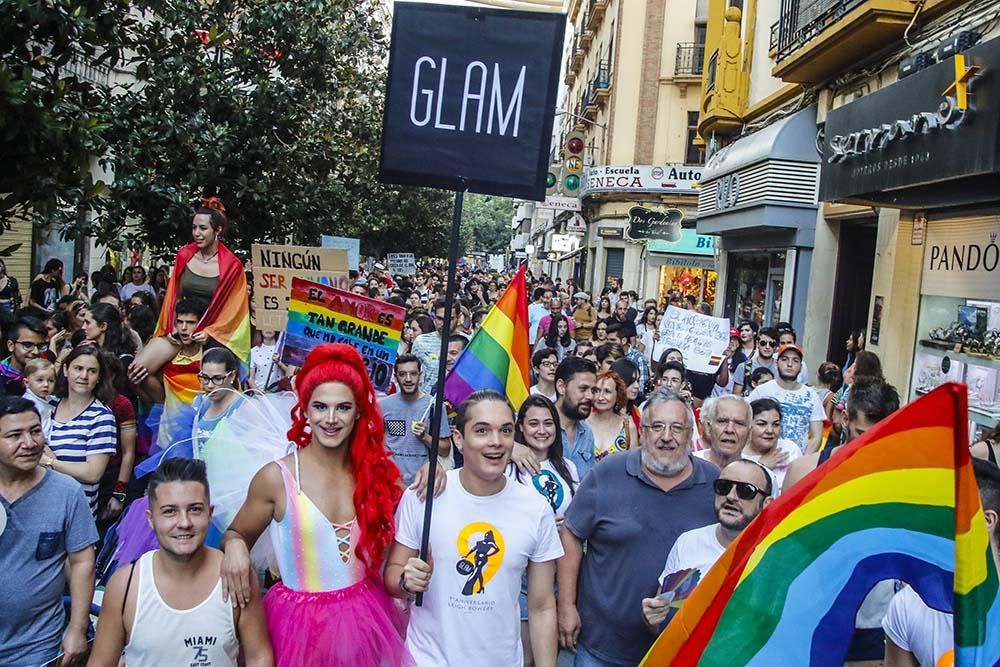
[675,42,705,76]
[772,0,866,63]
[705,49,718,93]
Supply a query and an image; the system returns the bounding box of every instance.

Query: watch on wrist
[42,455,54,469]
[399,572,414,597]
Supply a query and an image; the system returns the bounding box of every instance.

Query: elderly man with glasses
[557,390,720,667]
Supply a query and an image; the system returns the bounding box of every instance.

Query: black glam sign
[379,3,566,200]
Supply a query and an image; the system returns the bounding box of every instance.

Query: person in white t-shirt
[385,390,564,667]
[748,344,825,454]
[742,397,802,494]
[507,394,579,666]
[249,330,288,392]
[642,459,772,629]
[882,459,1000,667]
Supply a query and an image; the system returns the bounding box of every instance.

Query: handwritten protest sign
[387,252,416,276]
[653,306,730,374]
[281,278,406,391]
[252,244,351,331]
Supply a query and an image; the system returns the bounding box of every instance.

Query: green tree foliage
[460,193,513,255]
[0,0,131,232]
[100,0,452,255]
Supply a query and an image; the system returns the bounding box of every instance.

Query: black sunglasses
[713,478,768,500]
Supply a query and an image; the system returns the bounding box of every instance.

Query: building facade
[696,0,998,440]
[524,0,713,307]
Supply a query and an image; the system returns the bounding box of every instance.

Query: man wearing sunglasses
[1,317,48,397]
[642,459,772,629]
[732,326,780,397]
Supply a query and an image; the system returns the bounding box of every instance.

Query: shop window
[724,251,786,327]
[686,111,704,165]
[658,264,717,310]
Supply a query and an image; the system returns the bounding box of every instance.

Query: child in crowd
[22,357,57,434]
[749,366,775,391]
[250,330,289,392]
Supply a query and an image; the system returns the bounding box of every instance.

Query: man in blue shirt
[0,397,97,666]
[559,390,719,666]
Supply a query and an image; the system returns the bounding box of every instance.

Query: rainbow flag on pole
[642,383,1000,666]
[444,264,531,410]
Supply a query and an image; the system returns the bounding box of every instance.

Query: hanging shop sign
[647,229,716,255]
[626,206,684,242]
[580,164,701,197]
[566,212,587,233]
[379,3,564,200]
[536,195,582,211]
[821,36,1000,208]
[550,234,580,253]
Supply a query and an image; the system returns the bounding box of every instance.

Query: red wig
[287,343,402,577]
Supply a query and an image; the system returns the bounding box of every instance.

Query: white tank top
[123,550,239,667]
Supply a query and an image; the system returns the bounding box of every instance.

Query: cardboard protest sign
[281,278,406,391]
[387,253,416,276]
[320,235,361,271]
[653,306,730,374]
[251,244,350,331]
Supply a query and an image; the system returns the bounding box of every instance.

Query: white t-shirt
[882,585,953,666]
[250,343,284,389]
[527,303,549,344]
[529,385,557,403]
[741,438,802,494]
[395,469,564,667]
[505,458,579,517]
[657,523,725,587]
[748,382,826,452]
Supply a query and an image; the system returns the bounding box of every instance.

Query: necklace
[197,249,219,263]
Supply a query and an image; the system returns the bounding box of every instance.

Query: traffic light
[546,163,561,196]
[561,132,585,195]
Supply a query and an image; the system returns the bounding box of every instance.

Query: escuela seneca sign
[379,3,565,200]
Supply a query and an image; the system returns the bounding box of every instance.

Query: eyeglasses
[15,341,46,352]
[641,422,690,437]
[198,371,234,385]
[538,361,557,369]
[758,340,776,348]
[714,478,768,500]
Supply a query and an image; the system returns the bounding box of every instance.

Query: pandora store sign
[820,36,1000,209]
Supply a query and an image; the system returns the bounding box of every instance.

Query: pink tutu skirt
[263,578,413,667]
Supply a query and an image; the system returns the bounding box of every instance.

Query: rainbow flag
[443,264,530,410]
[642,383,1000,666]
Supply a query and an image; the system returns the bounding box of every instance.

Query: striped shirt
[49,400,118,515]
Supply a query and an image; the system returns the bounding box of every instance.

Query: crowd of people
[1,201,998,667]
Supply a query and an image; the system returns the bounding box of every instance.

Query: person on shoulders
[0,397,97,667]
[89,457,273,666]
[642,458,772,629]
[385,390,563,667]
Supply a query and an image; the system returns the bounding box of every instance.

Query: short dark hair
[147,457,210,502]
[0,396,40,421]
[447,334,468,349]
[973,458,1000,539]
[595,342,625,365]
[532,347,558,368]
[91,289,120,306]
[732,458,774,497]
[847,380,900,425]
[605,321,623,336]
[758,327,779,342]
[42,258,63,275]
[750,397,783,419]
[454,389,513,434]
[175,297,207,319]
[658,360,686,379]
[202,347,239,375]
[555,356,597,386]
[9,316,47,341]
[750,366,775,385]
[532,286,550,301]
[394,353,420,371]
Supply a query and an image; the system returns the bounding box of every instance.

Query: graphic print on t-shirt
[184,635,220,666]
[532,470,563,512]
[385,418,407,437]
[455,522,505,596]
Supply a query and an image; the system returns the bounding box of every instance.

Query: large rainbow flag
[443,263,531,410]
[642,383,1000,666]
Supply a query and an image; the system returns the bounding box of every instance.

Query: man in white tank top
[89,458,273,666]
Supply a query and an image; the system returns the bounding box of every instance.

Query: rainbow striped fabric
[444,264,531,410]
[642,383,1000,666]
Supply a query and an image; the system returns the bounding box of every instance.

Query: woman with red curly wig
[219,343,411,667]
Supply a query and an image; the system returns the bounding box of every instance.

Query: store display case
[911,295,1000,441]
